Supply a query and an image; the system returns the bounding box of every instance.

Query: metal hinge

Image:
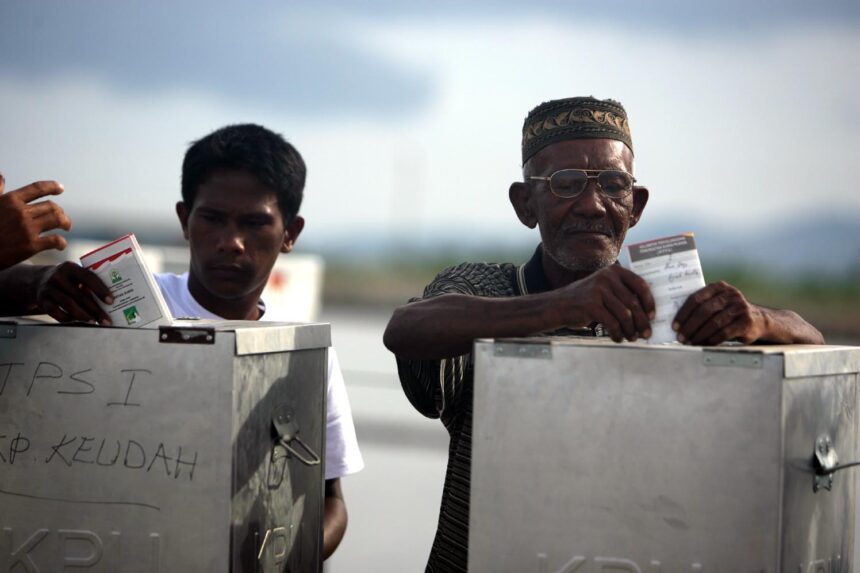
[493,343,552,359]
[702,351,762,368]
[158,326,215,344]
[0,322,17,339]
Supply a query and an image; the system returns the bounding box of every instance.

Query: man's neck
[186,272,262,321]
[540,248,597,290]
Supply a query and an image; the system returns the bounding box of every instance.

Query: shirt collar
[516,244,552,295]
[182,272,266,320]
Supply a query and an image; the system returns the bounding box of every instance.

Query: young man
[0,124,363,560]
[157,124,363,560]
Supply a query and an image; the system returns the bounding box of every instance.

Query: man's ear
[509,182,538,229]
[281,215,305,253]
[628,186,649,228]
[176,202,191,240]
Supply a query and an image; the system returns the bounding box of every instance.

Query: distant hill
[307,210,860,278]
[68,209,859,279]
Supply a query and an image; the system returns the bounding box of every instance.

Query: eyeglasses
[528,169,636,200]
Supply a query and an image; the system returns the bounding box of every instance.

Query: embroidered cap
[522,96,633,164]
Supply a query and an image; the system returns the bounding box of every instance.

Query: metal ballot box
[0,319,328,572]
[470,338,860,572]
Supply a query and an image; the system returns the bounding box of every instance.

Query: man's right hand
[0,176,73,270]
[561,264,656,342]
[36,262,114,325]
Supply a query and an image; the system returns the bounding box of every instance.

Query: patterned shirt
[395,245,602,572]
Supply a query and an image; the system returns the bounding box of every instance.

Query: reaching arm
[0,262,113,323]
[752,307,825,344]
[0,263,46,316]
[322,478,347,560]
[385,291,574,359]
[384,264,656,361]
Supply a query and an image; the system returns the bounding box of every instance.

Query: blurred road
[321,306,448,572]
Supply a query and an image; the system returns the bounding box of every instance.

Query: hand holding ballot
[671,280,766,345]
[35,261,114,325]
[0,234,175,328]
[624,232,824,345]
[560,263,656,343]
[79,234,172,328]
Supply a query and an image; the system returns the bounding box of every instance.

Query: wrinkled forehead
[523,139,633,176]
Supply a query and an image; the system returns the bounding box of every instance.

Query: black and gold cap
[522,96,632,164]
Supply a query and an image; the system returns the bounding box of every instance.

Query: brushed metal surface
[232,323,330,356]
[0,321,325,572]
[230,349,326,572]
[167,320,331,355]
[781,373,855,569]
[470,341,860,573]
[782,347,860,379]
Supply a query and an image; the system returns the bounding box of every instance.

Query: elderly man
[383,96,823,572]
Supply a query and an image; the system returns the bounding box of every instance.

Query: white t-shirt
[155,272,363,480]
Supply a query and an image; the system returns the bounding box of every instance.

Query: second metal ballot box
[469,338,860,572]
[0,319,328,572]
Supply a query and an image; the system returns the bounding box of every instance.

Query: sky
[1,1,858,252]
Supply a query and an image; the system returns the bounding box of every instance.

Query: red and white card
[80,234,173,328]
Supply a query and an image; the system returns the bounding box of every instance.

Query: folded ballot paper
[80,234,173,328]
[626,233,706,344]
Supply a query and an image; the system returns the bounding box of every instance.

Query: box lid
[477,337,860,378]
[0,316,331,355]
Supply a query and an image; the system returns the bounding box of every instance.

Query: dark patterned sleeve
[394,262,511,422]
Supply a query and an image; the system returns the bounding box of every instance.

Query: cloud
[0,1,432,117]
[0,5,857,255]
[3,0,857,120]
[379,0,860,29]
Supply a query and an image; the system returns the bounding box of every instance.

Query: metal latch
[0,322,17,339]
[272,405,320,466]
[158,326,215,344]
[812,435,860,492]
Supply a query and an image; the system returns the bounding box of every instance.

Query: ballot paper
[80,234,173,328]
[626,233,706,344]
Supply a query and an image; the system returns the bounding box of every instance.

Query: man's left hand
[672,281,765,345]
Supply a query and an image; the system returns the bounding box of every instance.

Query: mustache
[560,220,615,237]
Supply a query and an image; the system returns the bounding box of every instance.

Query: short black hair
[181,124,306,223]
